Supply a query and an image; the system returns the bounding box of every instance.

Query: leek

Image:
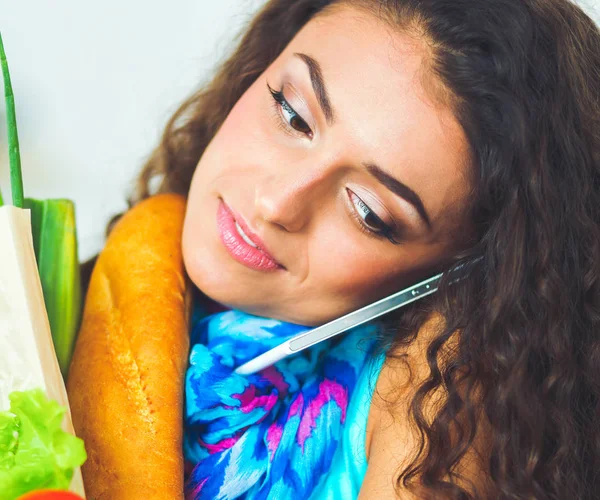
[24,198,82,377]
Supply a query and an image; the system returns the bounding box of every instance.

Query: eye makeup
[347,189,400,244]
[267,82,314,139]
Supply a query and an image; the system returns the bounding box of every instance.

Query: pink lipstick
[217,199,283,271]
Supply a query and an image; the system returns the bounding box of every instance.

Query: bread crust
[67,193,190,499]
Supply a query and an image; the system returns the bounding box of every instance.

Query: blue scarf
[183,308,378,499]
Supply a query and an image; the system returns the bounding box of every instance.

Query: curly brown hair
[82,0,600,498]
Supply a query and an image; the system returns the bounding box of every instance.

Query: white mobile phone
[234,271,446,375]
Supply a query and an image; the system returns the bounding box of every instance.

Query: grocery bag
[0,31,86,499]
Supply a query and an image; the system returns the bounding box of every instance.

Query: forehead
[276,5,472,234]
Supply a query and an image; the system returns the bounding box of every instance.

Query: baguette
[67,193,191,499]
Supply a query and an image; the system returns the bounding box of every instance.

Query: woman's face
[182,5,472,325]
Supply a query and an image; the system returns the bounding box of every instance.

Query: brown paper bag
[0,205,86,498]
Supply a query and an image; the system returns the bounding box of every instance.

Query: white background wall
[0,0,267,261]
[1,0,598,262]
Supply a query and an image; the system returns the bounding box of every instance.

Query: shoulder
[361,314,492,499]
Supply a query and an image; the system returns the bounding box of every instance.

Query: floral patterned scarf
[183,307,377,500]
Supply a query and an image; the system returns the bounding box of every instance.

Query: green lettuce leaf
[0,389,86,500]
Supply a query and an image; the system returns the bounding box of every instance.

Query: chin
[182,243,252,313]
[184,247,228,302]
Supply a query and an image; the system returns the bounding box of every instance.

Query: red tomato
[18,491,84,500]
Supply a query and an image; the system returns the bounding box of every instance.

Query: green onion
[0,31,24,208]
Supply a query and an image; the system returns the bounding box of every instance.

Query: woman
[83,0,600,498]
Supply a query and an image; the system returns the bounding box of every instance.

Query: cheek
[217,99,255,145]
[308,229,403,304]
[305,222,447,318]
[202,80,272,169]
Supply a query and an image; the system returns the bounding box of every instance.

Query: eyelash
[267,83,399,245]
[267,83,314,139]
[348,189,400,245]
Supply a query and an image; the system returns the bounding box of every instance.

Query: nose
[254,160,339,233]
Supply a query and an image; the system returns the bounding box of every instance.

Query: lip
[217,199,284,271]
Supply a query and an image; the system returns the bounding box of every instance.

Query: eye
[267,83,313,139]
[348,189,399,245]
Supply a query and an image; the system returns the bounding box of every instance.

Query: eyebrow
[293,52,431,228]
[364,162,432,228]
[294,52,335,125]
